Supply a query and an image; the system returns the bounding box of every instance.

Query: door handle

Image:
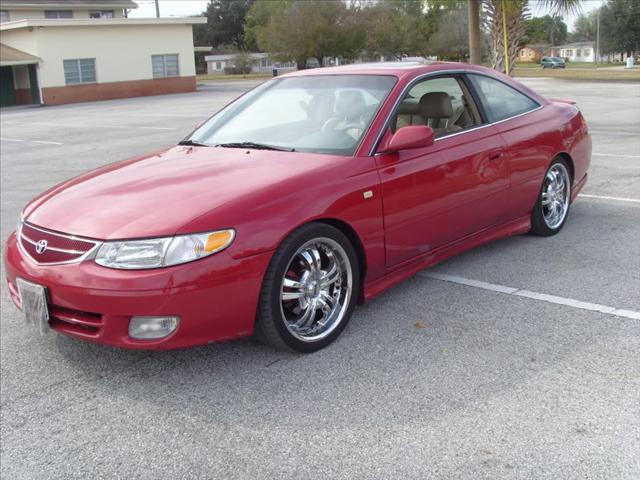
[488,150,504,160]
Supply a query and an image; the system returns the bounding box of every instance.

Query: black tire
[254,222,360,353]
[530,157,572,236]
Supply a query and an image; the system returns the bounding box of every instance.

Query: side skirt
[363,215,531,301]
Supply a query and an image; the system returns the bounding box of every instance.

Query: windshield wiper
[215,142,294,152]
[178,139,210,147]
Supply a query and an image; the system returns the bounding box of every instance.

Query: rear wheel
[255,223,359,352]
[530,158,572,236]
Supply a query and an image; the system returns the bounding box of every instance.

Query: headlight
[95,229,235,269]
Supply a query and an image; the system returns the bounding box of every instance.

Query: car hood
[24,146,350,240]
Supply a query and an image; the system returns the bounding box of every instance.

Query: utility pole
[155,0,160,18]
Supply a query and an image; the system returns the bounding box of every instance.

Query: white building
[551,42,596,63]
[0,0,206,106]
[205,52,296,76]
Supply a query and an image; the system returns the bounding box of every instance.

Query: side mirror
[383,125,434,153]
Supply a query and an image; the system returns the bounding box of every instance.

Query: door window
[391,76,481,137]
[468,74,539,123]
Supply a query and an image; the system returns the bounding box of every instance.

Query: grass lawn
[514,62,627,69]
[197,73,273,81]
[513,67,640,81]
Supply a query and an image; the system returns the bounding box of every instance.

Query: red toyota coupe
[4,62,591,352]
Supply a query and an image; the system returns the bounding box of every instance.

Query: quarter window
[45,10,73,19]
[63,58,96,85]
[152,54,179,78]
[468,74,539,123]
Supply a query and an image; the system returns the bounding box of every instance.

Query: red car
[4,62,591,352]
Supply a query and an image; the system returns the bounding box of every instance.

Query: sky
[129,0,607,31]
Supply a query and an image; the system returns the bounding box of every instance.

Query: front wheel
[255,223,360,352]
[530,158,572,236]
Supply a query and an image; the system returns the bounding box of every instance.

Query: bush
[224,53,253,75]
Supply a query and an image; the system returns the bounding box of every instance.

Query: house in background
[551,42,595,63]
[0,0,205,107]
[517,44,550,63]
[206,52,296,75]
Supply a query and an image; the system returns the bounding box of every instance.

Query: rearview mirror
[383,125,434,153]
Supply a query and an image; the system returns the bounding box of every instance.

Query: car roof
[280,61,496,80]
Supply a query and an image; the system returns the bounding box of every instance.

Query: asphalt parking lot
[1,77,639,479]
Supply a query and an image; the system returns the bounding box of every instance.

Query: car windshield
[188,74,397,156]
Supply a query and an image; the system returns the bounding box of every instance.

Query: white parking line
[13,121,177,131]
[1,138,64,146]
[592,153,640,158]
[32,140,64,145]
[579,194,640,204]
[419,271,640,320]
[589,130,640,137]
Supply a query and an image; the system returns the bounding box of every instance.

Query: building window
[0,10,9,23]
[583,49,591,56]
[529,51,533,57]
[215,61,222,70]
[520,50,525,57]
[565,49,573,57]
[89,10,115,18]
[45,10,73,19]
[576,49,581,56]
[152,54,179,78]
[63,58,96,85]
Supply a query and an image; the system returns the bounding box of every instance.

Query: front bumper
[4,232,272,349]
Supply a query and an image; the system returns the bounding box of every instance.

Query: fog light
[129,316,180,340]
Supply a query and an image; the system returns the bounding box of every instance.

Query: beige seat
[419,92,463,136]
[393,92,463,136]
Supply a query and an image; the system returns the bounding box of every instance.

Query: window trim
[369,70,543,156]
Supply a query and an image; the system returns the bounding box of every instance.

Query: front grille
[19,222,99,265]
[50,305,103,336]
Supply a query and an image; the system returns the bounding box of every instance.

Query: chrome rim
[541,163,571,229]
[280,238,352,342]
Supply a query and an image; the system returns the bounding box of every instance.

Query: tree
[360,0,431,59]
[480,0,581,75]
[429,9,470,60]
[522,15,568,45]
[570,11,597,42]
[468,0,482,64]
[246,0,365,68]
[195,0,256,50]
[599,0,640,57]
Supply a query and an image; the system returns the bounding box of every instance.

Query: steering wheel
[322,118,365,137]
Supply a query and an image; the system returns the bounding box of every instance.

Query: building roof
[0,0,138,8]
[0,42,40,66]
[553,42,595,48]
[0,17,207,31]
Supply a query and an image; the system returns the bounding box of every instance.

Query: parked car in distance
[4,62,591,353]
[541,57,566,69]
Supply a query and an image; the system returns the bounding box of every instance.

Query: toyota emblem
[35,239,48,254]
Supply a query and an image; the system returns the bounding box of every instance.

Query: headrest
[419,92,453,118]
[335,90,366,118]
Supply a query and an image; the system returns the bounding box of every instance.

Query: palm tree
[467,0,581,74]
